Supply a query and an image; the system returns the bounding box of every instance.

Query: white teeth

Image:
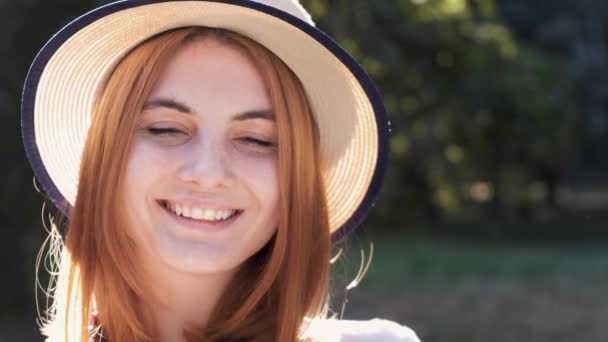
[165,201,236,221]
[201,210,214,220]
[191,208,203,220]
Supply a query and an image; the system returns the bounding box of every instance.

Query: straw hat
[21,0,389,241]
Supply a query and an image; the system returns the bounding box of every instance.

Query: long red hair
[39,27,331,342]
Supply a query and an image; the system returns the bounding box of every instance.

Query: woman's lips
[157,199,243,231]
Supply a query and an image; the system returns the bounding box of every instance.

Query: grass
[332,236,608,342]
[333,236,608,288]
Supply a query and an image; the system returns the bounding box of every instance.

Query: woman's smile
[157,198,244,230]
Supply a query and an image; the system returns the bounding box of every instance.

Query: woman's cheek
[125,141,177,191]
[236,154,278,202]
[228,150,275,188]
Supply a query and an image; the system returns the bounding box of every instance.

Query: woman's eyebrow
[143,98,192,113]
[143,97,274,121]
[232,110,274,121]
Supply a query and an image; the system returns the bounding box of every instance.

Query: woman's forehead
[147,38,271,118]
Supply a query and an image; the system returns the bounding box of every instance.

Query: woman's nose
[176,137,235,189]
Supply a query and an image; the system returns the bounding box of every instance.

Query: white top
[300,318,421,342]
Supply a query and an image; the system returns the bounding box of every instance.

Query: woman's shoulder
[301,317,421,342]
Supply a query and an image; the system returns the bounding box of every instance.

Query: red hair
[39,27,331,342]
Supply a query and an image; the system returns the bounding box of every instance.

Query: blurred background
[2,0,608,341]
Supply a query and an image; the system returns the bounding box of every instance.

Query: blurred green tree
[304,0,592,231]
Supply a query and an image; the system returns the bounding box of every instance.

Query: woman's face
[123,38,279,275]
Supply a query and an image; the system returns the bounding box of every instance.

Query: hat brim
[21,0,389,242]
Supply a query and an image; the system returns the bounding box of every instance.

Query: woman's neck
[140,255,238,342]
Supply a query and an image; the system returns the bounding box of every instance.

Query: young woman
[21,1,420,341]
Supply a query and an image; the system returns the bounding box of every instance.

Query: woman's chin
[150,230,241,274]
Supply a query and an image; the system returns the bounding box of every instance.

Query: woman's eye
[146,127,185,136]
[240,137,276,148]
